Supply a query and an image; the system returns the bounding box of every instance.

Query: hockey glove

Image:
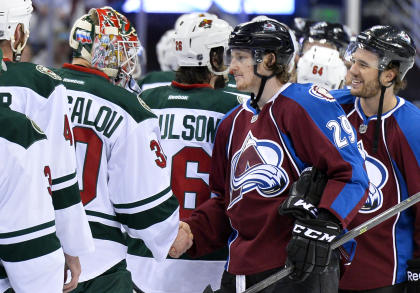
[286,217,341,282]
[278,167,327,219]
[407,258,420,293]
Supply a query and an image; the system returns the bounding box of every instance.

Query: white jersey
[126,82,242,293]
[0,107,65,293]
[55,64,179,282]
[0,61,93,258]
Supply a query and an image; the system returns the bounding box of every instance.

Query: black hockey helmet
[301,21,350,54]
[348,25,416,79]
[228,19,294,66]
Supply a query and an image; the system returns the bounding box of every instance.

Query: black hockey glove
[407,258,420,293]
[286,217,341,282]
[278,167,327,219]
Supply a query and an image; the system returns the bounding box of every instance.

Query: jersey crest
[358,141,388,213]
[36,65,62,81]
[228,132,289,209]
[309,85,335,102]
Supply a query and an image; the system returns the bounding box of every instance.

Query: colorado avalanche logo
[358,141,388,213]
[228,132,289,209]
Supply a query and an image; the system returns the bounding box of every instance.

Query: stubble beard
[351,78,381,99]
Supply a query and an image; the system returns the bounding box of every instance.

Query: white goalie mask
[174,16,232,75]
[156,29,178,71]
[0,0,33,61]
[297,45,347,90]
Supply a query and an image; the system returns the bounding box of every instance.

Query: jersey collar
[354,96,405,122]
[171,80,212,90]
[62,63,110,80]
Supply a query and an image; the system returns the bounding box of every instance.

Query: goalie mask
[0,0,33,61]
[69,7,141,87]
[297,45,347,90]
[174,16,232,75]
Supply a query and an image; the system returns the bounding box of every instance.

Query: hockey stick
[203,191,420,293]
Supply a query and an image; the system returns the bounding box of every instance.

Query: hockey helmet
[345,25,415,79]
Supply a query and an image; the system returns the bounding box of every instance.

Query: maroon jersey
[185,83,369,275]
[333,89,420,290]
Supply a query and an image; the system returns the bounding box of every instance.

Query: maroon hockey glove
[407,258,420,293]
[286,217,341,282]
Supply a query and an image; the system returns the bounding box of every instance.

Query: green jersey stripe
[113,186,171,209]
[0,221,55,239]
[89,221,126,245]
[116,196,178,230]
[0,265,6,279]
[51,183,82,210]
[86,210,118,221]
[0,233,61,262]
[51,171,77,185]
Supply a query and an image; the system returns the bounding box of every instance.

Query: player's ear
[13,24,26,50]
[381,67,397,86]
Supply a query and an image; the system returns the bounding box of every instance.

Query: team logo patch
[399,31,411,44]
[29,118,44,135]
[357,141,388,214]
[137,95,153,113]
[198,19,213,28]
[35,65,62,80]
[263,23,276,31]
[75,29,92,44]
[309,85,335,102]
[228,132,289,209]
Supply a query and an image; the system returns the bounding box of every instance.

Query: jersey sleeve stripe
[89,222,126,245]
[0,221,55,239]
[0,233,61,262]
[113,186,172,209]
[51,171,77,186]
[51,183,82,210]
[85,210,118,221]
[116,195,179,230]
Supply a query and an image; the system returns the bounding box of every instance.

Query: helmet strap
[250,63,276,110]
[372,72,393,153]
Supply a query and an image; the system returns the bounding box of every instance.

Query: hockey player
[331,25,420,293]
[0,48,65,293]
[295,21,350,90]
[0,1,94,291]
[180,18,369,293]
[0,106,66,293]
[297,45,348,90]
[53,7,190,292]
[137,12,216,91]
[126,15,242,293]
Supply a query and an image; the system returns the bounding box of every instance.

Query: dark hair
[175,66,212,84]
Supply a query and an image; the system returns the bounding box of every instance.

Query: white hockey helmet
[297,45,347,90]
[0,0,33,61]
[69,6,141,87]
[174,12,217,31]
[174,16,232,75]
[156,29,178,71]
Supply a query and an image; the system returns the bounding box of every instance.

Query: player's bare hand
[168,221,193,258]
[63,253,81,293]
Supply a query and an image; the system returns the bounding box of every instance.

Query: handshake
[168,221,194,258]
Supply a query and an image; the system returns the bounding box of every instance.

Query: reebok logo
[168,95,188,100]
[293,224,337,242]
[407,271,419,281]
